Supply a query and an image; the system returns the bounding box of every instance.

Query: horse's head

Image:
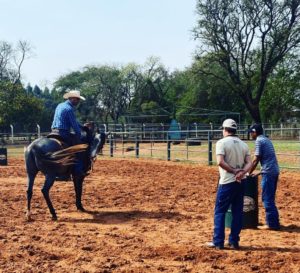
[90,131,106,159]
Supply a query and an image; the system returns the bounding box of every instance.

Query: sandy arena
[0,157,299,273]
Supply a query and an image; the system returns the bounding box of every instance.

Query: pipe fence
[101,130,300,170]
[1,123,299,170]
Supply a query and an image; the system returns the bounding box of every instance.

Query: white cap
[221,119,237,129]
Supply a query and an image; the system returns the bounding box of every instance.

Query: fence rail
[2,125,300,170]
[101,130,300,170]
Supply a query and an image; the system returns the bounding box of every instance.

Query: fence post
[135,134,139,158]
[37,124,41,138]
[109,134,114,157]
[10,124,14,144]
[150,131,153,158]
[167,136,171,161]
[210,122,214,139]
[143,123,146,139]
[208,132,213,165]
[194,122,198,137]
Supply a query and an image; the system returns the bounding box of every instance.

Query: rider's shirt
[51,100,81,139]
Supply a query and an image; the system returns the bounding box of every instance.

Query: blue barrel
[225,175,259,229]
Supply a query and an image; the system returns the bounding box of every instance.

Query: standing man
[206,119,252,250]
[248,124,280,230]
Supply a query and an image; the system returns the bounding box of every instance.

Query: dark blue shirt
[51,100,81,138]
[255,135,279,175]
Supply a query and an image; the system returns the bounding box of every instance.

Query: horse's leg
[73,175,85,211]
[26,172,37,221]
[25,150,39,221]
[41,174,57,220]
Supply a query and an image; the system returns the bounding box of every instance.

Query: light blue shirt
[255,135,279,175]
[51,100,81,138]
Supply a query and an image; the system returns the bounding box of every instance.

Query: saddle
[47,132,69,149]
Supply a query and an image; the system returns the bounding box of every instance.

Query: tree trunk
[243,98,262,123]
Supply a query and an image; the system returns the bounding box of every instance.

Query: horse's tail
[34,144,88,166]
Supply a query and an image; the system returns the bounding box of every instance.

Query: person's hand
[235,169,245,182]
[84,122,93,129]
[250,172,261,177]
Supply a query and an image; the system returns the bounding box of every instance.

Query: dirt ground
[0,157,299,273]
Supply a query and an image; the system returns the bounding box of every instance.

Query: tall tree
[0,40,31,83]
[260,54,300,122]
[129,57,172,122]
[194,0,300,122]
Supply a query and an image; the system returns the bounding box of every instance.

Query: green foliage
[0,81,43,131]
[194,0,300,122]
[261,56,300,122]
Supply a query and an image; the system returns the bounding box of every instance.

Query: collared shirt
[255,135,279,175]
[51,100,81,138]
[216,135,250,184]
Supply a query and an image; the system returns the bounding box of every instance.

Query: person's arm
[216,154,241,174]
[249,155,260,174]
[235,154,253,181]
[67,109,81,139]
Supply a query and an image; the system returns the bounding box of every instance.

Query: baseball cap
[248,124,263,135]
[220,119,237,129]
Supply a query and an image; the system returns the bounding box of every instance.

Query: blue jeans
[261,173,280,228]
[213,181,245,247]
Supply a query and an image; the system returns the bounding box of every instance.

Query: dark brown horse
[25,128,106,220]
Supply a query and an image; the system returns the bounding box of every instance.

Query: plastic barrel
[0,148,8,165]
[225,175,259,229]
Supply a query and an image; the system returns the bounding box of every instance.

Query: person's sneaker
[227,242,240,250]
[205,242,224,250]
[259,225,281,231]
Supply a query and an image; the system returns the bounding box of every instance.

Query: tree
[260,54,300,122]
[0,40,41,131]
[0,81,43,131]
[194,0,300,122]
[129,57,172,122]
[172,60,246,123]
[0,40,32,83]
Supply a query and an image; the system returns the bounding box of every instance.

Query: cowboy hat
[63,90,86,101]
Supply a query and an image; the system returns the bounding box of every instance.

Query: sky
[0,0,198,89]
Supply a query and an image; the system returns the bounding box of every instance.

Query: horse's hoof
[51,215,58,221]
[77,206,86,212]
[26,211,32,221]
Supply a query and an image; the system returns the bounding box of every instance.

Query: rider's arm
[67,109,81,139]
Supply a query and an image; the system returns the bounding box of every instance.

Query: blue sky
[0,0,198,88]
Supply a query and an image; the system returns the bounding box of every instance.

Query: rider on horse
[51,90,87,178]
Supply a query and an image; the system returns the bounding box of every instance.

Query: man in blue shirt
[249,124,280,230]
[51,90,85,145]
[51,90,86,177]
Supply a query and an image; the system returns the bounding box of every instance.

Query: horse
[25,127,106,221]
